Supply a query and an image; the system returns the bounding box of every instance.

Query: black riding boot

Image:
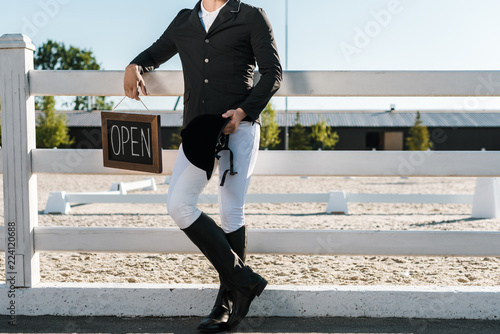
[198,226,247,332]
[182,214,265,333]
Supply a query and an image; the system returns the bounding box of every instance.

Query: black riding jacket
[131,0,282,127]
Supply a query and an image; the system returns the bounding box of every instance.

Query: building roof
[278,112,500,127]
[55,111,500,128]
[49,111,184,128]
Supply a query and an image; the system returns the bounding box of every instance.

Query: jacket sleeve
[130,11,184,74]
[239,8,283,121]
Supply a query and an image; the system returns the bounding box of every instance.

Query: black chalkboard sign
[101,112,162,173]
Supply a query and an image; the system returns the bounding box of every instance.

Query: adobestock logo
[21,0,70,38]
[340,0,404,63]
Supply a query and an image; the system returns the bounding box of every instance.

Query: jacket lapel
[189,1,205,33]
[207,0,241,35]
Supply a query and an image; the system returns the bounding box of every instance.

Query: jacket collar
[208,0,240,34]
[227,0,241,13]
[189,0,241,35]
[189,1,205,32]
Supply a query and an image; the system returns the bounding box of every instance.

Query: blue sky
[2,0,500,111]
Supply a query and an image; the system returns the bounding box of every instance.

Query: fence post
[471,177,500,219]
[0,34,40,287]
[326,191,349,214]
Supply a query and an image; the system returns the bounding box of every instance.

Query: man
[124,0,282,332]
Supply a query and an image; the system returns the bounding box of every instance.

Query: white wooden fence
[2,33,500,294]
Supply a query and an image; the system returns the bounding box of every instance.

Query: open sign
[101,112,162,173]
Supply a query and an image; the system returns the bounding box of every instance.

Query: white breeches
[167,121,260,233]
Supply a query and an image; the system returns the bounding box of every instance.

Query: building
[56,110,500,150]
[274,111,500,150]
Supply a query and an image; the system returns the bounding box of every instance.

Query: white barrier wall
[0,284,498,319]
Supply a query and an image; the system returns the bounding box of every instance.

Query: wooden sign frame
[101,111,163,173]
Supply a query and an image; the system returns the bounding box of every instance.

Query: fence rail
[30,149,500,176]
[29,69,500,97]
[42,190,475,215]
[1,227,499,256]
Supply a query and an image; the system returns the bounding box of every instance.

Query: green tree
[34,40,113,110]
[36,96,75,148]
[169,127,183,149]
[405,111,433,150]
[289,112,311,150]
[259,103,281,149]
[311,118,339,150]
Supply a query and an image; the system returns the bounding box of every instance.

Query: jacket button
[204,79,209,83]
[205,39,209,43]
[204,58,209,63]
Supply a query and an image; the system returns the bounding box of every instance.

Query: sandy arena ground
[1,174,499,286]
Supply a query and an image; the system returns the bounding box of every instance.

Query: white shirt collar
[200,0,229,18]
